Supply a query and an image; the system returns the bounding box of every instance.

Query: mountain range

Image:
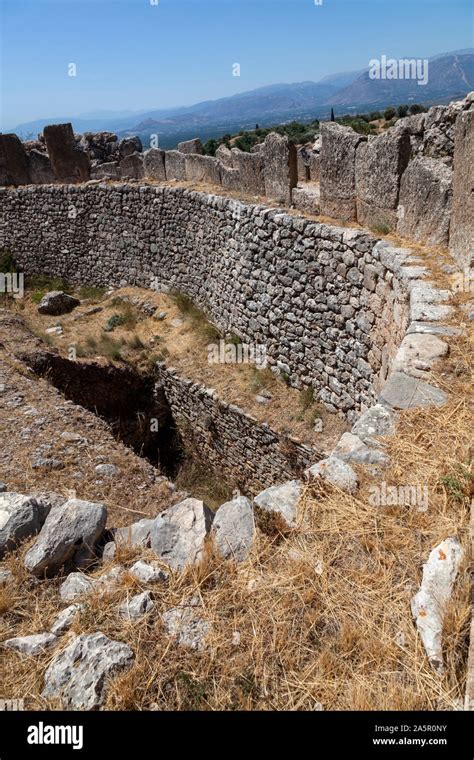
[10,50,473,149]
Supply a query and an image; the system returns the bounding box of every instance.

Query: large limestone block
[150,498,214,570]
[164,150,186,180]
[212,496,255,562]
[177,138,203,155]
[411,537,463,673]
[43,123,90,183]
[320,123,365,221]
[0,134,30,186]
[118,136,142,158]
[143,148,166,181]
[216,144,233,167]
[263,132,297,204]
[120,152,145,180]
[24,499,107,577]
[27,149,55,184]
[221,165,241,191]
[397,157,452,246]
[253,480,301,528]
[356,129,411,231]
[231,148,265,195]
[292,185,320,214]
[184,154,221,185]
[449,110,474,273]
[0,493,51,559]
[42,632,134,709]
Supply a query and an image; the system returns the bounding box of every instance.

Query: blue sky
[0,0,472,129]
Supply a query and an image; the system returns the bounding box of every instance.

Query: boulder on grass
[150,498,214,570]
[42,632,134,709]
[37,291,80,316]
[253,480,301,528]
[212,496,255,562]
[0,492,51,560]
[24,499,107,577]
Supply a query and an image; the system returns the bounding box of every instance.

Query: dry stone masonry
[1,183,416,419]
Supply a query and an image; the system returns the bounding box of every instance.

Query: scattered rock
[129,560,168,583]
[0,568,13,585]
[50,604,82,635]
[94,463,118,477]
[37,291,80,316]
[32,457,64,471]
[331,432,388,465]
[411,537,464,674]
[150,498,214,570]
[3,632,57,656]
[0,492,51,560]
[24,499,107,577]
[212,496,255,562]
[162,595,209,650]
[59,572,94,602]
[253,480,301,528]
[351,404,394,446]
[42,632,134,709]
[114,517,156,549]
[119,591,154,620]
[305,457,358,493]
[154,311,167,321]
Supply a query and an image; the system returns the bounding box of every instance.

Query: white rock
[0,568,13,585]
[24,499,107,577]
[0,492,51,560]
[411,537,464,674]
[42,632,134,709]
[253,480,301,528]
[331,432,388,465]
[351,404,394,446]
[162,595,209,650]
[118,591,154,620]
[59,572,94,602]
[3,632,57,656]
[51,604,82,635]
[129,560,168,583]
[305,457,358,493]
[150,498,214,570]
[212,496,255,561]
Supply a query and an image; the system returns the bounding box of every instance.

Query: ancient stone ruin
[0,92,472,714]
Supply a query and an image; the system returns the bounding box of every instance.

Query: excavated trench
[24,351,185,478]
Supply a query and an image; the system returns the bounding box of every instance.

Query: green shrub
[104,314,126,332]
[79,285,106,300]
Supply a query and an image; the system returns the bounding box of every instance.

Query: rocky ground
[0,275,471,711]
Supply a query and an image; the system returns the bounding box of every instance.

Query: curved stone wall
[0,183,412,418]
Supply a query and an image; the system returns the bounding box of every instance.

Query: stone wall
[0,183,411,420]
[155,364,317,493]
[318,93,473,261]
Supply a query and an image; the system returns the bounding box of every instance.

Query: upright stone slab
[449,109,474,273]
[263,132,297,204]
[216,144,233,167]
[177,138,203,155]
[320,123,365,221]
[28,150,55,184]
[184,154,221,185]
[231,148,265,195]
[397,157,452,246]
[120,152,145,180]
[0,134,30,186]
[43,123,90,183]
[165,150,186,180]
[297,146,311,182]
[143,148,166,181]
[355,130,411,231]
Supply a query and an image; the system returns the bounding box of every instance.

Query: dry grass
[9,286,347,453]
[0,327,471,710]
